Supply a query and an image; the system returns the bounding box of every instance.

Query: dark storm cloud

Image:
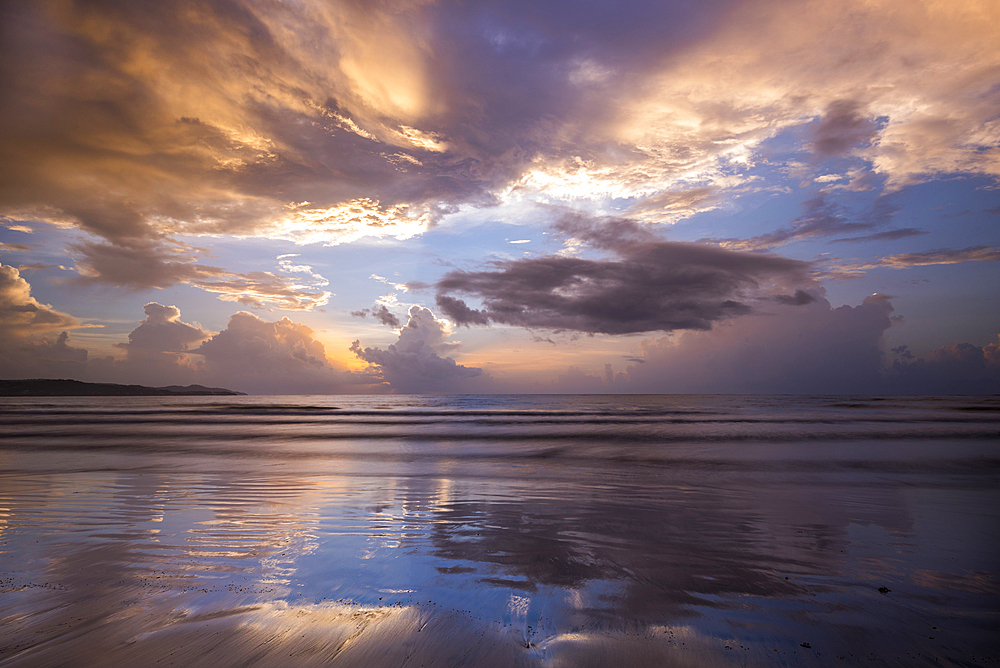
[435,216,815,334]
[424,0,734,158]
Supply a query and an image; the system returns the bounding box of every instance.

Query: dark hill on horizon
[0,379,245,396]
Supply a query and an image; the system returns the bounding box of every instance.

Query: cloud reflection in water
[1,395,998,666]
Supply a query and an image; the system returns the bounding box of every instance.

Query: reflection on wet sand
[1,395,998,666]
[2,596,747,668]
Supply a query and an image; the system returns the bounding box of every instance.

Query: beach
[1,395,998,666]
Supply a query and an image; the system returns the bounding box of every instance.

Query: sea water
[1,395,998,666]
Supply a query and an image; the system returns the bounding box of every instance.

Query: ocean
[1,394,998,666]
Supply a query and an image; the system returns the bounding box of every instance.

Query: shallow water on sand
[1,394,998,667]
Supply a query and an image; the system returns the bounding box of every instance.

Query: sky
[1,0,998,394]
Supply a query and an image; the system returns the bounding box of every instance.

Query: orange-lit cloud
[0,263,79,335]
[5,0,994,256]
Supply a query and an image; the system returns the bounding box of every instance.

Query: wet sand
[1,395,999,666]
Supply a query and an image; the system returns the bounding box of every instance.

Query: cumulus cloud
[0,264,88,377]
[0,263,79,336]
[2,331,91,379]
[470,293,945,395]
[351,306,485,393]
[544,292,997,395]
[888,337,1000,394]
[0,280,361,392]
[114,302,208,375]
[619,294,895,393]
[61,302,207,386]
[196,312,348,393]
[435,216,816,334]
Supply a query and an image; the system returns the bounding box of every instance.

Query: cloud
[117,302,209,362]
[354,304,402,328]
[580,293,998,395]
[619,0,1000,192]
[72,302,209,386]
[621,293,898,394]
[196,312,348,393]
[435,216,816,334]
[0,263,79,336]
[3,331,91,379]
[0,242,35,252]
[829,228,927,243]
[351,306,485,393]
[877,246,1000,268]
[810,100,880,157]
[72,241,331,310]
[26,301,363,392]
[1,0,995,268]
[71,240,228,289]
[30,330,88,364]
[0,264,87,377]
[0,0,492,249]
[774,289,817,306]
[714,191,903,251]
[191,272,331,310]
[838,245,1000,272]
[0,285,365,392]
[887,337,1000,394]
[624,187,721,220]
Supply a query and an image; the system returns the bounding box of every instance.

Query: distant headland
[0,379,245,396]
